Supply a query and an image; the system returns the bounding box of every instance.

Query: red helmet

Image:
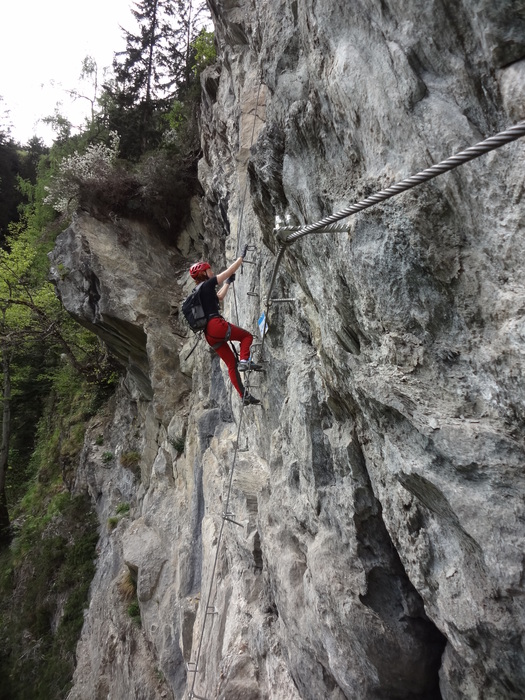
[189,261,211,280]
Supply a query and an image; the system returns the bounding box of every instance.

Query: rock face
[51,1,525,699]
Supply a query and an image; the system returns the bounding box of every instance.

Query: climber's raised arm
[216,245,248,285]
[217,257,242,286]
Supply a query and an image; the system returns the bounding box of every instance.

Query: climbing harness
[206,318,232,349]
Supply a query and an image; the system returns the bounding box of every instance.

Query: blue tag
[258,312,268,338]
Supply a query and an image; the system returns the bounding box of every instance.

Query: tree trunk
[0,347,11,547]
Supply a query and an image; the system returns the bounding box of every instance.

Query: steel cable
[281,120,525,244]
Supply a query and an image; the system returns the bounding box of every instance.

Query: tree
[106,0,167,158]
[102,0,210,159]
[0,324,11,546]
[17,136,48,185]
[0,228,116,545]
[161,0,210,94]
[67,56,109,136]
[0,98,22,246]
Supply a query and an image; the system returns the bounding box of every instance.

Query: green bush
[127,601,141,626]
[116,502,130,515]
[0,494,98,700]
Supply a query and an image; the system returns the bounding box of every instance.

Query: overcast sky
[0,0,135,144]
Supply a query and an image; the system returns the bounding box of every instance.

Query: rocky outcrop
[52,1,525,699]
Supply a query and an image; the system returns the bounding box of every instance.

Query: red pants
[205,317,253,397]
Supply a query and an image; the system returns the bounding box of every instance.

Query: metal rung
[186,662,199,673]
[247,291,259,297]
[269,298,297,303]
[189,693,208,700]
[206,606,218,616]
[223,512,243,527]
[242,259,256,264]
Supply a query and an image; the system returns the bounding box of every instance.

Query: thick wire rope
[263,120,525,310]
[280,120,525,244]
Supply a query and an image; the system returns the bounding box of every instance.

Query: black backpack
[182,283,208,333]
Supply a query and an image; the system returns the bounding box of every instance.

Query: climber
[189,247,263,406]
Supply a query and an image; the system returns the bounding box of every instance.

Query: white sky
[0,0,136,145]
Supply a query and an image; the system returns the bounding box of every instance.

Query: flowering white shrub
[44,132,121,213]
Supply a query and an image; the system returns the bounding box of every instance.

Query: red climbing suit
[205,317,252,397]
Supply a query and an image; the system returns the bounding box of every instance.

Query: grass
[118,567,141,626]
[116,502,130,515]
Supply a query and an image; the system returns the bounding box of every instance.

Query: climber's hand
[241,245,248,259]
[226,274,236,284]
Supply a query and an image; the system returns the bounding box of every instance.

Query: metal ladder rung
[222,511,243,527]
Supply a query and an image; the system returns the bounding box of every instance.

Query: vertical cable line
[236,79,264,257]
[187,76,265,700]
[188,403,247,700]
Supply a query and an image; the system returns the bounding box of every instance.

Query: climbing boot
[238,359,263,372]
[243,393,261,406]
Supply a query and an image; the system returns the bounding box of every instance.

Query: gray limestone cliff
[48,1,525,698]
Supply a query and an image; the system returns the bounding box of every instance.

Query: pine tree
[161,0,210,96]
[0,99,22,246]
[102,0,210,160]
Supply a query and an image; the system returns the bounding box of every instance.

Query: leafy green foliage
[0,3,214,694]
[0,101,48,246]
[191,29,216,76]
[0,494,98,700]
[0,365,104,699]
